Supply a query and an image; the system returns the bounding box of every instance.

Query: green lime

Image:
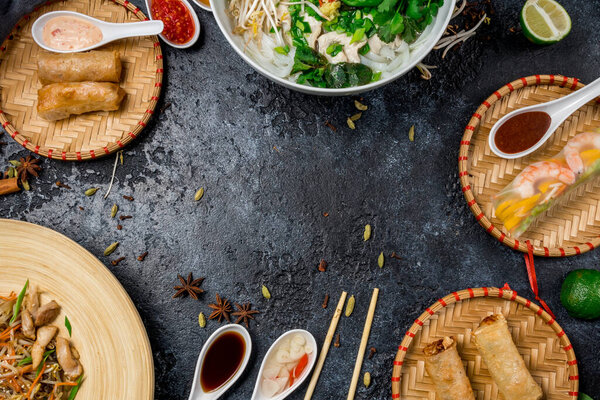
[560,269,600,319]
[520,0,571,45]
[579,394,594,400]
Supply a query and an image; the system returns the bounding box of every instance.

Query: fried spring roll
[423,336,475,400]
[473,314,543,400]
[37,51,122,85]
[37,82,125,121]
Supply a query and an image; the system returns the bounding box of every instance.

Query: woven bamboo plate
[0,0,163,161]
[0,219,154,399]
[459,75,600,257]
[391,287,578,400]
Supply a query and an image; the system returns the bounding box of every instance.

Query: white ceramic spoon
[188,324,252,400]
[489,75,600,159]
[145,0,201,48]
[251,329,317,400]
[31,11,164,53]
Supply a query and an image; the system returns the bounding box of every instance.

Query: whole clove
[55,181,71,189]
[334,333,340,348]
[116,224,122,230]
[318,259,327,272]
[322,294,329,309]
[368,347,376,359]
[137,251,148,261]
[123,195,134,201]
[119,215,132,220]
[111,257,125,266]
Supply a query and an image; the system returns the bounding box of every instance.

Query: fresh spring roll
[37,82,125,121]
[472,314,543,400]
[37,51,122,85]
[494,131,600,238]
[423,336,475,400]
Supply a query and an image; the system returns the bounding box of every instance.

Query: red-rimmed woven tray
[0,0,163,161]
[391,287,578,400]
[459,75,600,257]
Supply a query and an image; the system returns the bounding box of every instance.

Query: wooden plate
[0,219,154,399]
[391,287,578,400]
[459,75,600,257]
[0,0,163,161]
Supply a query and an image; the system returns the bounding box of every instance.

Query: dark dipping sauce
[494,111,551,154]
[200,331,246,392]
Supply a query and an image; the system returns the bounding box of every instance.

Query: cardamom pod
[198,312,206,328]
[378,252,384,268]
[409,125,415,142]
[85,187,99,196]
[7,167,15,178]
[347,117,356,130]
[345,295,355,317]
[262,284,271,299]
[8,160,21,167]
[355,100,368,111]
[363,224,371,241]
[111,204,118,218]
[194,187,204,201]
[363,372,371,388]
[119,151,124,165]
[350,112,362,121]
[104,241,119,256]
[21,180,30,191]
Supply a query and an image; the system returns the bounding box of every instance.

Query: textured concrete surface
[1,0,599,398]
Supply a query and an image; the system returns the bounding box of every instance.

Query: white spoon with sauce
[251,329,317,400]
[188,324,252,400]
[31,11,164,53]
[489,75,600,159]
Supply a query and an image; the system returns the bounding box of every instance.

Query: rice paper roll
[37,82,125,121]
[37,51,122,85]
[423,336,475,400]
[494,131,600,238]
[472,314,543,400]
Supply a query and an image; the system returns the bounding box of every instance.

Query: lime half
[520,0,571,44]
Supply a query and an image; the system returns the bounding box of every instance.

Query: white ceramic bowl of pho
[213,0,455,95]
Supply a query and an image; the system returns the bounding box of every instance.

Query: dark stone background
[1,0,599,398]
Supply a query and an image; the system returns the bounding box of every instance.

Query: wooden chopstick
[304,291,347,400]
[346,288,379,400]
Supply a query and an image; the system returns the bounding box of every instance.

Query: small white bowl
[212,0,455,95]
[191,0,211,13]
[146,0,201,49]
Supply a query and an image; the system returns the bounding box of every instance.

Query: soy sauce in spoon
[200,330,246,392]
[494,111,551,154]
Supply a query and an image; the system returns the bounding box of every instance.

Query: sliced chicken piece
[303,14,322,49]
[26,285,40,319]
[34,300,60,327]
[368,34,384,55]
[276,4,292,33]
[21,310,36,340]
[317,32,366,63]
[32,325,58,369]
[56,337,83,380]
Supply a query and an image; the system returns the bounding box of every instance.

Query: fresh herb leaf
[10,279,28,325]
[377,0,399,13]
[65,315,72,337]
[325,63,373,88]
[68,375,84,400]
[326,43,344,56]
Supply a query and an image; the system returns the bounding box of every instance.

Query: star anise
[16,155,41,183]
[208,293,232,323]
[232,303,259,328]
[172,273,205,300]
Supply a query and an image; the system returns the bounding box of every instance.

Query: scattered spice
[55,181,71,189]
[116,224,123,230]
[378,252,384,268]
[391,251,401,260]
[323,212,329,217]
[15,156,41,183]
[354,100,368,111]
[345,295,355,317]
[123,195,134,201]
[119,215,132,220]
[363,224,371,241]
[111,204,118,218]
[111,257,125,266]
[334,333,340,348]
[318,259,327,272]
[160,102,172,113]
[137,251,148,261]
[0,177,20,196]
[208,293,232,322]
[119,151,124,165]
[347,118,356,130]
[324,120,337,132]
[78,206,84,211]
[194,187,204,201]
[322,294,329,309]
[103,241,119,256]
[363,372,371,388]
[232,303,259,328]
[350,113,362,122]
[84,187,99,197]
[198,312,206,328]
[261,284,271,300]
[21,180,30,191]
[408,125,415,142]
[368,347,376,359]
[172,273,205,300]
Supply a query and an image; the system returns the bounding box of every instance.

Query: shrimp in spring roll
[423,336,475,400]
[472,314,543,400]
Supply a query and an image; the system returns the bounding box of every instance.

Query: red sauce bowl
[145,0,200,48]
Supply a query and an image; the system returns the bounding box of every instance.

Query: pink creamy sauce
[42,16,103,50]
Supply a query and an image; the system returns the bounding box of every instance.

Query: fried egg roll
[37,51,122,85]
[423,336,475,400]
[37,82,125,121]
[473,314,543,400]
